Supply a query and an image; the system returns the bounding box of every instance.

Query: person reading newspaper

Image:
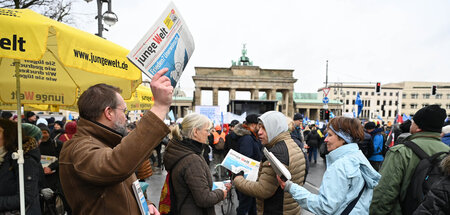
[233,111,306,215]
[59,68,172,215]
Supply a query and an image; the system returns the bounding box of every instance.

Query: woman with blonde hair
[163,113,229,215]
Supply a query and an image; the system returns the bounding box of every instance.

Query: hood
[259,111,288,143]
[360,162,382,188]
[441,154,450,175]
[65,121,77,135]
[234,123,251,137]
[164,138,201,171]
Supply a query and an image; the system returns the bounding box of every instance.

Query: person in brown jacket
[59,69,173,215]
[163,113,229,215]
[234,111,306,215]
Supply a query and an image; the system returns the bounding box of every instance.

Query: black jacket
[39,138,63,191]
[306,130,321,148]
[234,124,262,161]
[0,147,42,215]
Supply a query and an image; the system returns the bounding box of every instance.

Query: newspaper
[263,148,291,181]
[212,180,231,190]
[221,149,260,182]
[127,1,195,87]
[41,155,57,168]
[132,180,150,215]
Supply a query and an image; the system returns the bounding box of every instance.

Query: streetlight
[85,0,118,38]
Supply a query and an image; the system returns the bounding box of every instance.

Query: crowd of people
[1,68,449,215]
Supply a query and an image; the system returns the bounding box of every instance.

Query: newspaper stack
[127,1,195,87]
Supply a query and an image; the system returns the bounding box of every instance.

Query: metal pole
[97,0,103,37]
[325,60,328,88]
[14,59,25,215]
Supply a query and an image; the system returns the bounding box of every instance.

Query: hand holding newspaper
[220,149,260,182]
[263,147,291,182]
[127,1,195,87]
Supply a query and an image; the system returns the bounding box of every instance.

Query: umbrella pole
[13,59,26,214]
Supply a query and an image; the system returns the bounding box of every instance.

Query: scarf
[242,124,259,139]
[0,146,6,166]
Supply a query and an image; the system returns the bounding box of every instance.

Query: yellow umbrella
[0,8,142,213]
[125,84,154,111]
[0,102,49,111]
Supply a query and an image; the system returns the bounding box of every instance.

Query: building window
[411,93,418,99]
[346,91,350,95]
[402,103,406,109]
[436,94,443,99]
[365,92,368,96]
[388,110,392,117]
[384,92,387,96]
[447,104,450,109]
[389,100,392,106]
[371,92,375,96]
[368,100,371,106]
[346,100,349,105]
[402,94,407,99]
[423,94,430,99]
[390,92,393,96]
[447,94,450,99]
[377,100,380,105]
[422,103,429,108]
[410,104,417,109]
[383,100,386,105]
[352,100,355,105]
[353,91,356,95]
[396,92,399,96]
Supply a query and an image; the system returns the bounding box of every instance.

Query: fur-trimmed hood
[441,154,450,175]
[234,123,251,137]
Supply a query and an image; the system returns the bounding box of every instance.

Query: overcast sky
[70,0,450,108]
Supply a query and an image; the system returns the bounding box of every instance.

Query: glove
[232,171,244,180]
[40,188,54,200]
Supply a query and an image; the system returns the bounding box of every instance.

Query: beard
[113,120,128,136]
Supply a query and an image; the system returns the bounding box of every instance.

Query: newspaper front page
[221,149,260,182]
[127,1,194,87]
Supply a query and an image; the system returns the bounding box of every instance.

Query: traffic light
[324,110,330,120]
[431,85,437,95]
[375,82,381,94]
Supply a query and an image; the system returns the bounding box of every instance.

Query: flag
[402,114,408,122]
[316,120,319,125]
[330,111,335,118]
[355,92,363,117]
[377,115,383,121]
[396,114,403,124]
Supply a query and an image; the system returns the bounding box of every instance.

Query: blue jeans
[308,147,318,162]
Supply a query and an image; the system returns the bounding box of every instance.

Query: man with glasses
[59,69,173,215]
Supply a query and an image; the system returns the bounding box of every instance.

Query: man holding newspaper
[233,111,306,215]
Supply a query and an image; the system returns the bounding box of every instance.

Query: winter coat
[39,138,63,191]
[286,143,380,215]
[442,133,450,147]
[59,121,77,143]
[234,124,262,161]
[291,133,309,174]
[291,126,304,144]
[225,130,239,154]
[413,154,450,215]
[164,138,224,215]
[306,130,321,148]
[59,111,169,215]
[370,131,450,215]
[358,132,372,159]
[0,146,42,215]
[234,132,306,215]
[368,128,385,162]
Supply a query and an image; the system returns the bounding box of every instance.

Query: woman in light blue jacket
[278,117,381,215]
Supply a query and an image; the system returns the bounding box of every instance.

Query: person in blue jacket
[277,116,381,215]
[364,122,385,171]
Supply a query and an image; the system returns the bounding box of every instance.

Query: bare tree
[0,0,74,23]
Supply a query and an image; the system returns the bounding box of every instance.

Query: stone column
[194,87,202,107]
[288,90,294,117]
[282,90,288,115]
[306,108,310,119]
[251,89,259,100]
[270,89,277,100]
[177,106,181,118]
[229,88,236,101]
[213,87,219,106]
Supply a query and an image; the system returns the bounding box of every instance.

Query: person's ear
[104,107,114,121]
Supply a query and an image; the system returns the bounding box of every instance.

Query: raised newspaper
[263,147,291,181]
[221,149,260,182]
[127,1,195,87]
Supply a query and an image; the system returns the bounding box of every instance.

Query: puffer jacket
[164,138,224,215]
[0,144,42,215]
[413,154,450,215]
[370,131,450,215]
[59,111,169,215]
[306,129,321,148]
[234,132,306,215]
[234,123,262,161]
[286,143,381,215]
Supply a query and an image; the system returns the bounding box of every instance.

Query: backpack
[401,141,450,215]
[214,137,225,150]
[358,132,373,159]
[371,133,388,157]
[159,153,192,215]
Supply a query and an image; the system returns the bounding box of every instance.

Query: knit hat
[25,111,36,119]
[1,111,12,119]
[245,114,259,124]
[293,113,303,121]
[413,105,447,133]
[38,124,50,134]
[215,125,221,131]
[364,122,376,130]
[442,125,450,135]
[22,123,42,141]
[55,120,64,128]
[36,118,48,126]
[46,117,55,125]
[230,120,239,127]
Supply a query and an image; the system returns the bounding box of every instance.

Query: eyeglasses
[115,107,129,115]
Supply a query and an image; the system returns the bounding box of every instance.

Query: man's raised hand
[150,68,173,120]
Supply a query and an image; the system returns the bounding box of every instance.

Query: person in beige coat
[233,111,306,215]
